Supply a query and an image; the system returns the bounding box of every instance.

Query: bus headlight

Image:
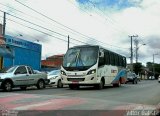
[61,70,66,75]
[87,69,96,75]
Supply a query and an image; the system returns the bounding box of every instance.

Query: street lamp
[135,43,146,63]
[153,53,158,77]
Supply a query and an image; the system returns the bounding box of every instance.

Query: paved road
[0,80,160,116]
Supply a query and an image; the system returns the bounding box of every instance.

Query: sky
[0,0,160,65]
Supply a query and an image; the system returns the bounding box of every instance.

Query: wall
[3,35,42,70]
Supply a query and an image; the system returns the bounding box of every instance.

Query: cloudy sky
[0,0,160,65]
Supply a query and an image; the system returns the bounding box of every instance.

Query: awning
[0,46,13,58]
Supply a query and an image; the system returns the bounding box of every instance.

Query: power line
[14,0,93,40]
[1,8,128,51]
[1,9,115,48]
[0,2,86,38]
[67,0,129,49]
[14,0,128,50]
[87,0,129,34]
[0,10,89,45]
[1,4,118,49]
[0,15,79,45]
[0,2,48,23]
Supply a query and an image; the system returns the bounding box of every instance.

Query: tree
[133,62,143,75]
[146,62,153,71]
[146,62,160,79]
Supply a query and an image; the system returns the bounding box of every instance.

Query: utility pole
[153,54,158,77]
[129,35,138,72]
[0,12,6,69]
[68,35,70,50]
[2,12,6,37]
[134,39,139,63]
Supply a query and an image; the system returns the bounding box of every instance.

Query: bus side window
[123,57,126,67]
[113,53,116,66]
[115,54,118,66]
[110,53,113,65]
[98,50,105,67]
[119,56,122,66]
[105,51,110,65]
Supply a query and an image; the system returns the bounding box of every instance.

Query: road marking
[13,98,85,110]
[0,93,20,98]
[0,92,159,116]
[13,101,52,110]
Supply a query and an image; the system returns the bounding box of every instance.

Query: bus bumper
[61,74,100,85]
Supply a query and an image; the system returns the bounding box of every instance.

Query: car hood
[0,73,13,79]
[47,74,59,79]
[127,76,133,79]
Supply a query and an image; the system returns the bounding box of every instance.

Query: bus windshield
[63,46,98,70]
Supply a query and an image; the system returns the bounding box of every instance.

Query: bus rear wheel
[113,80,121,87]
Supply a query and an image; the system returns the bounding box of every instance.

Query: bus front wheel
[95,79,104,90]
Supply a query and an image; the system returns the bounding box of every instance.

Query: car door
[26,66,37,85]
[13,66,28,86]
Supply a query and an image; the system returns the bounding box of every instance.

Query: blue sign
[5,35,41,52]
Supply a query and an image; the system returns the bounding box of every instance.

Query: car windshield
[6,66,17,73]
[63,46,98,70]
[0,66,17,73]
[48,70,60,76]
[127,73,133,76]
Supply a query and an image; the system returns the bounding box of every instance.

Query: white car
[158,76,160,83]
[149,76,155,80]
[47,70,63,88]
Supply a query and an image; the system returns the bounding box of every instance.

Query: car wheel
[37,80,45,89]
[3,81,12,92]
[132,79,135,84]
[57,79,63,88]
[135,79,138,84]
[20,87,27,90]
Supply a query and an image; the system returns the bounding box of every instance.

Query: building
[0,35,42,70]
[41,54,64,69]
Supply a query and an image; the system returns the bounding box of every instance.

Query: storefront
[1,35,42,70]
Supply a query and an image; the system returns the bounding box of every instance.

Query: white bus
[61,45,127,89]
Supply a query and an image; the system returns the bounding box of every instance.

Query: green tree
[146,62,160,79]
[146,62,153,71]
[133,62,143,75]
